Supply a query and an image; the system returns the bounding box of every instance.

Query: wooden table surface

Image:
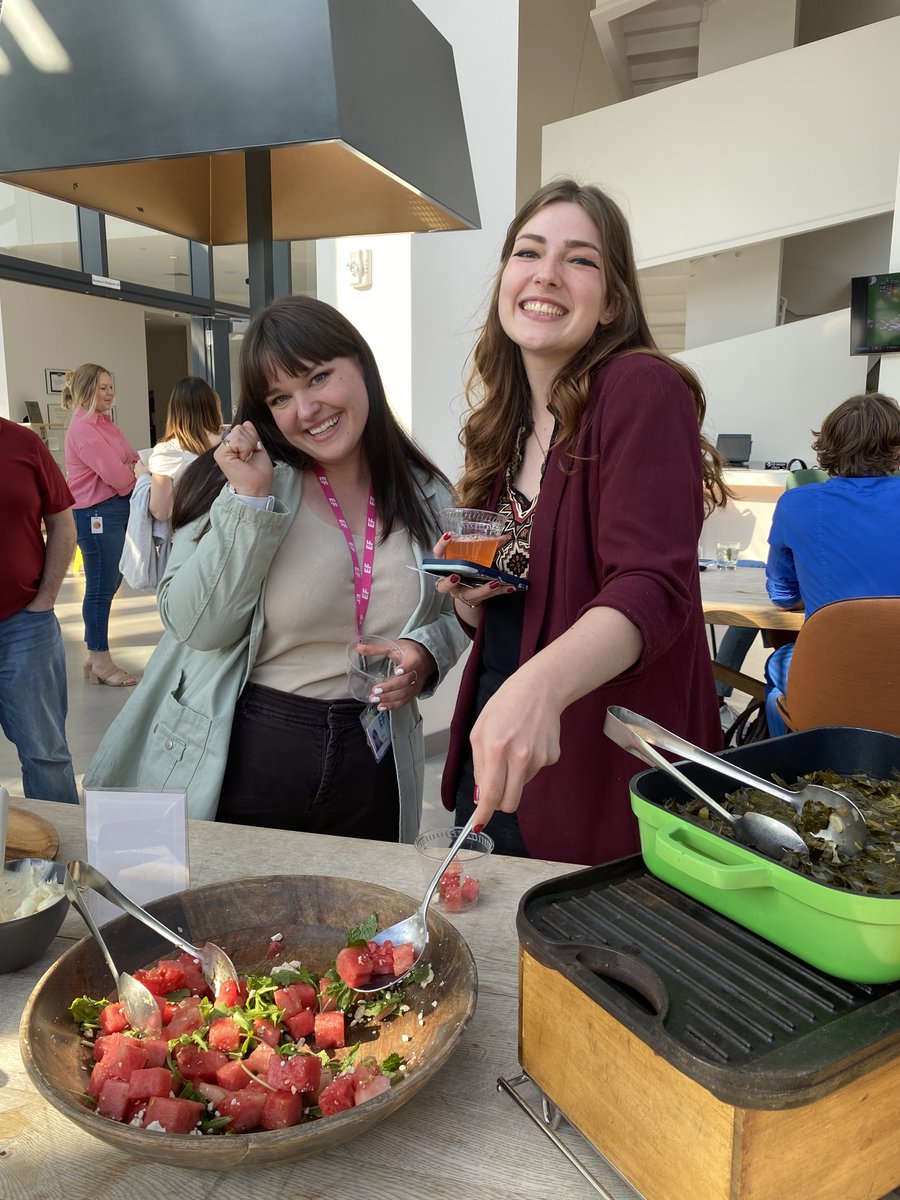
[0,800,632,1200]
[701,566,803,631]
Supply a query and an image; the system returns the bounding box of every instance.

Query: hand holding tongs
[67,860,239,996]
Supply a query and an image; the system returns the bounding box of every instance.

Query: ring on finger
[220,433,231,446]
[408,671,418,686]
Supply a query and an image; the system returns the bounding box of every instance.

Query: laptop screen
[716,433,752,465]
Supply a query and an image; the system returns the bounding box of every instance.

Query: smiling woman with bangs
[85,296,467,842]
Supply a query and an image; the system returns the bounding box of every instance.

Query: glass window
[0,182,80,269]
[291,240,316,296]
[214,244,249,308]
[105,215,192,294]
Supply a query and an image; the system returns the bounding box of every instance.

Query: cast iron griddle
[518,856,900,1108]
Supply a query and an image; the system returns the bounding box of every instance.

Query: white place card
[82,789,189,926]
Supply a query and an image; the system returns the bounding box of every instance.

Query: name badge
[90,515,104,534]
[360,706,392,762]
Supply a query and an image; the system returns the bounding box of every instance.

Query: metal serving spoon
[67,860,239,996]
[353,812,479,994]
[606,707,867,858]
[604,708,809,860]
[63,869,162,1037]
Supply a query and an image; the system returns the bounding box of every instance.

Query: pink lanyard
[314,468,377,637]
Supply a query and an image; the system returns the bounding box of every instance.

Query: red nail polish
[449,574,460,584]
[488,580,501,589]
[473,823,484,834]
[442,532,452,541]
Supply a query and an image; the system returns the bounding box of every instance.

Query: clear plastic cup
[716,541,741,570]
[346,636,403,703]
[438,508,505,568]
[415,826,494,912]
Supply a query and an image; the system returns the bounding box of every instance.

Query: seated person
[764,392,900,735]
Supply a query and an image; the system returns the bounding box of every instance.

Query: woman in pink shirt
[63,362,143,686]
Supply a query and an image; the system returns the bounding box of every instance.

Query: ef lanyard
[314,468,377,637]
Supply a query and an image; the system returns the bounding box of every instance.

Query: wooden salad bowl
[20,874,478,1169]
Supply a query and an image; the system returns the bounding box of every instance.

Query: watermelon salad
[69,914,432,1137]
[438,861,480,912]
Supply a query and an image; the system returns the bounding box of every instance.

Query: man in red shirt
[0,418,78,803]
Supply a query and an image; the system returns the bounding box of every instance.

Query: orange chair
[776,597,900,735]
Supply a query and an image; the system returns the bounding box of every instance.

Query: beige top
[250,499,419,699]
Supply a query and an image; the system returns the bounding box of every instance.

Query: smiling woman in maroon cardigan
[437,179,728,866]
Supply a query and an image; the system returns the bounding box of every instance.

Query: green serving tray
[629,727,900,984]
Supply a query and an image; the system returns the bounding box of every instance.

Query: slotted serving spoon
[67,860,239,995]
[353,812,479,994]
[606,707,867,858]
[604,708,809,860]
[63,869,162,1037]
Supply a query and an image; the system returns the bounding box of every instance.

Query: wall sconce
[347,249,372,290]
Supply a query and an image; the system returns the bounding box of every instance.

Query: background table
[701,568,803,701]
[0,801,628,1200]
[700,567,803,632]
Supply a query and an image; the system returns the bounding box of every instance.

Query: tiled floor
[0,567,449,833]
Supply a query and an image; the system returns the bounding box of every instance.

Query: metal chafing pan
[629,726,900,983]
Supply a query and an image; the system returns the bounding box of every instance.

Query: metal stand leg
[497,1072,646,1200]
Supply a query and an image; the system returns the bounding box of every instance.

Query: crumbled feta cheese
[419,966,434,988]
[401,1033,411,1042]
[144,1119,167,1132]
[270,932,284,942]
[431,1000,438,1008]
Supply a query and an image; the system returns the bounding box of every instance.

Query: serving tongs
[63,869,162,1037]
[66,860,239,996]
[606,707,868,858]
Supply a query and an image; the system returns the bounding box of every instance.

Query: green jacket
[84,464,466,841]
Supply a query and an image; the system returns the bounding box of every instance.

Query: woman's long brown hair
[456,179,728,515]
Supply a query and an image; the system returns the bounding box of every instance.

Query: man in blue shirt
[765,392,900,734]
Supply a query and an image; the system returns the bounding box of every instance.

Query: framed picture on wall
[45,368,67,395]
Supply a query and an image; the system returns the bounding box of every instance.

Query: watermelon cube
[244,1041,277,1073]
[260,1089,304,1129]
[314,1011,345,1050]
[318,1076,355,1116]
[355,1073,391,1104]
[208,1016,242,1053]
[216,1058,254,1091]
[98,1002,130,1035]
[214,1089,267,1133]
[336,946,372,989]
[284,1009,315,1041]
[392,942,416,976]
[96,1078,131,1122]
[174,1044,229,1083]
[252,1018,282,1047]
[127,1067,176,1100]
[141,1095,204,1134]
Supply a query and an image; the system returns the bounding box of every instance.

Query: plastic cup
[716,541,741,570]
[346,636,404,703]
[438,508,505,568]
[415,826,494,912]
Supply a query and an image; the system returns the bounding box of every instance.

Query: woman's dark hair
[813,392,900,476]
[456,178,728,515]
[173,295,448,545]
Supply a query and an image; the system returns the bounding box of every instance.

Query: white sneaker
[719,702,739,732]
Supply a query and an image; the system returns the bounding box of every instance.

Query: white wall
[677,308,869,466]
[781,213,893,316]
[542,19,900,266]
[684,240,783,348]
[0,280,150,449]
[698,0,798,75]
[317,0,522,747]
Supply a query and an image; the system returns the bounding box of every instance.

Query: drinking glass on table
[716,541,741,570]
[438,508,505,568]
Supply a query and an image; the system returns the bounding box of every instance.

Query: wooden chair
[776,597,900,734]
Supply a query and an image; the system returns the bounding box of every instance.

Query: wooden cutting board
[5,805,60,862]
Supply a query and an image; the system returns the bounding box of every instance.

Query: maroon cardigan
[441,353,722,866]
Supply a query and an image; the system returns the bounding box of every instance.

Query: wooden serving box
[518,860,900,1200]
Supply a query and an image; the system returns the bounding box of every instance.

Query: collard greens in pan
[664,769,900,895]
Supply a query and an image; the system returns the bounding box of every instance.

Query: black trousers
[217,682,399,841]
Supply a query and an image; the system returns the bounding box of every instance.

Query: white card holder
[82,788,189,925]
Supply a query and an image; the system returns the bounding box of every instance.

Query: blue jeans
[75,494,131,651]
[0,608,78,803]
[715,626,758,698]
[764,643,795,738]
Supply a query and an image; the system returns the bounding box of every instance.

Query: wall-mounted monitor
[850,273,900,355]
